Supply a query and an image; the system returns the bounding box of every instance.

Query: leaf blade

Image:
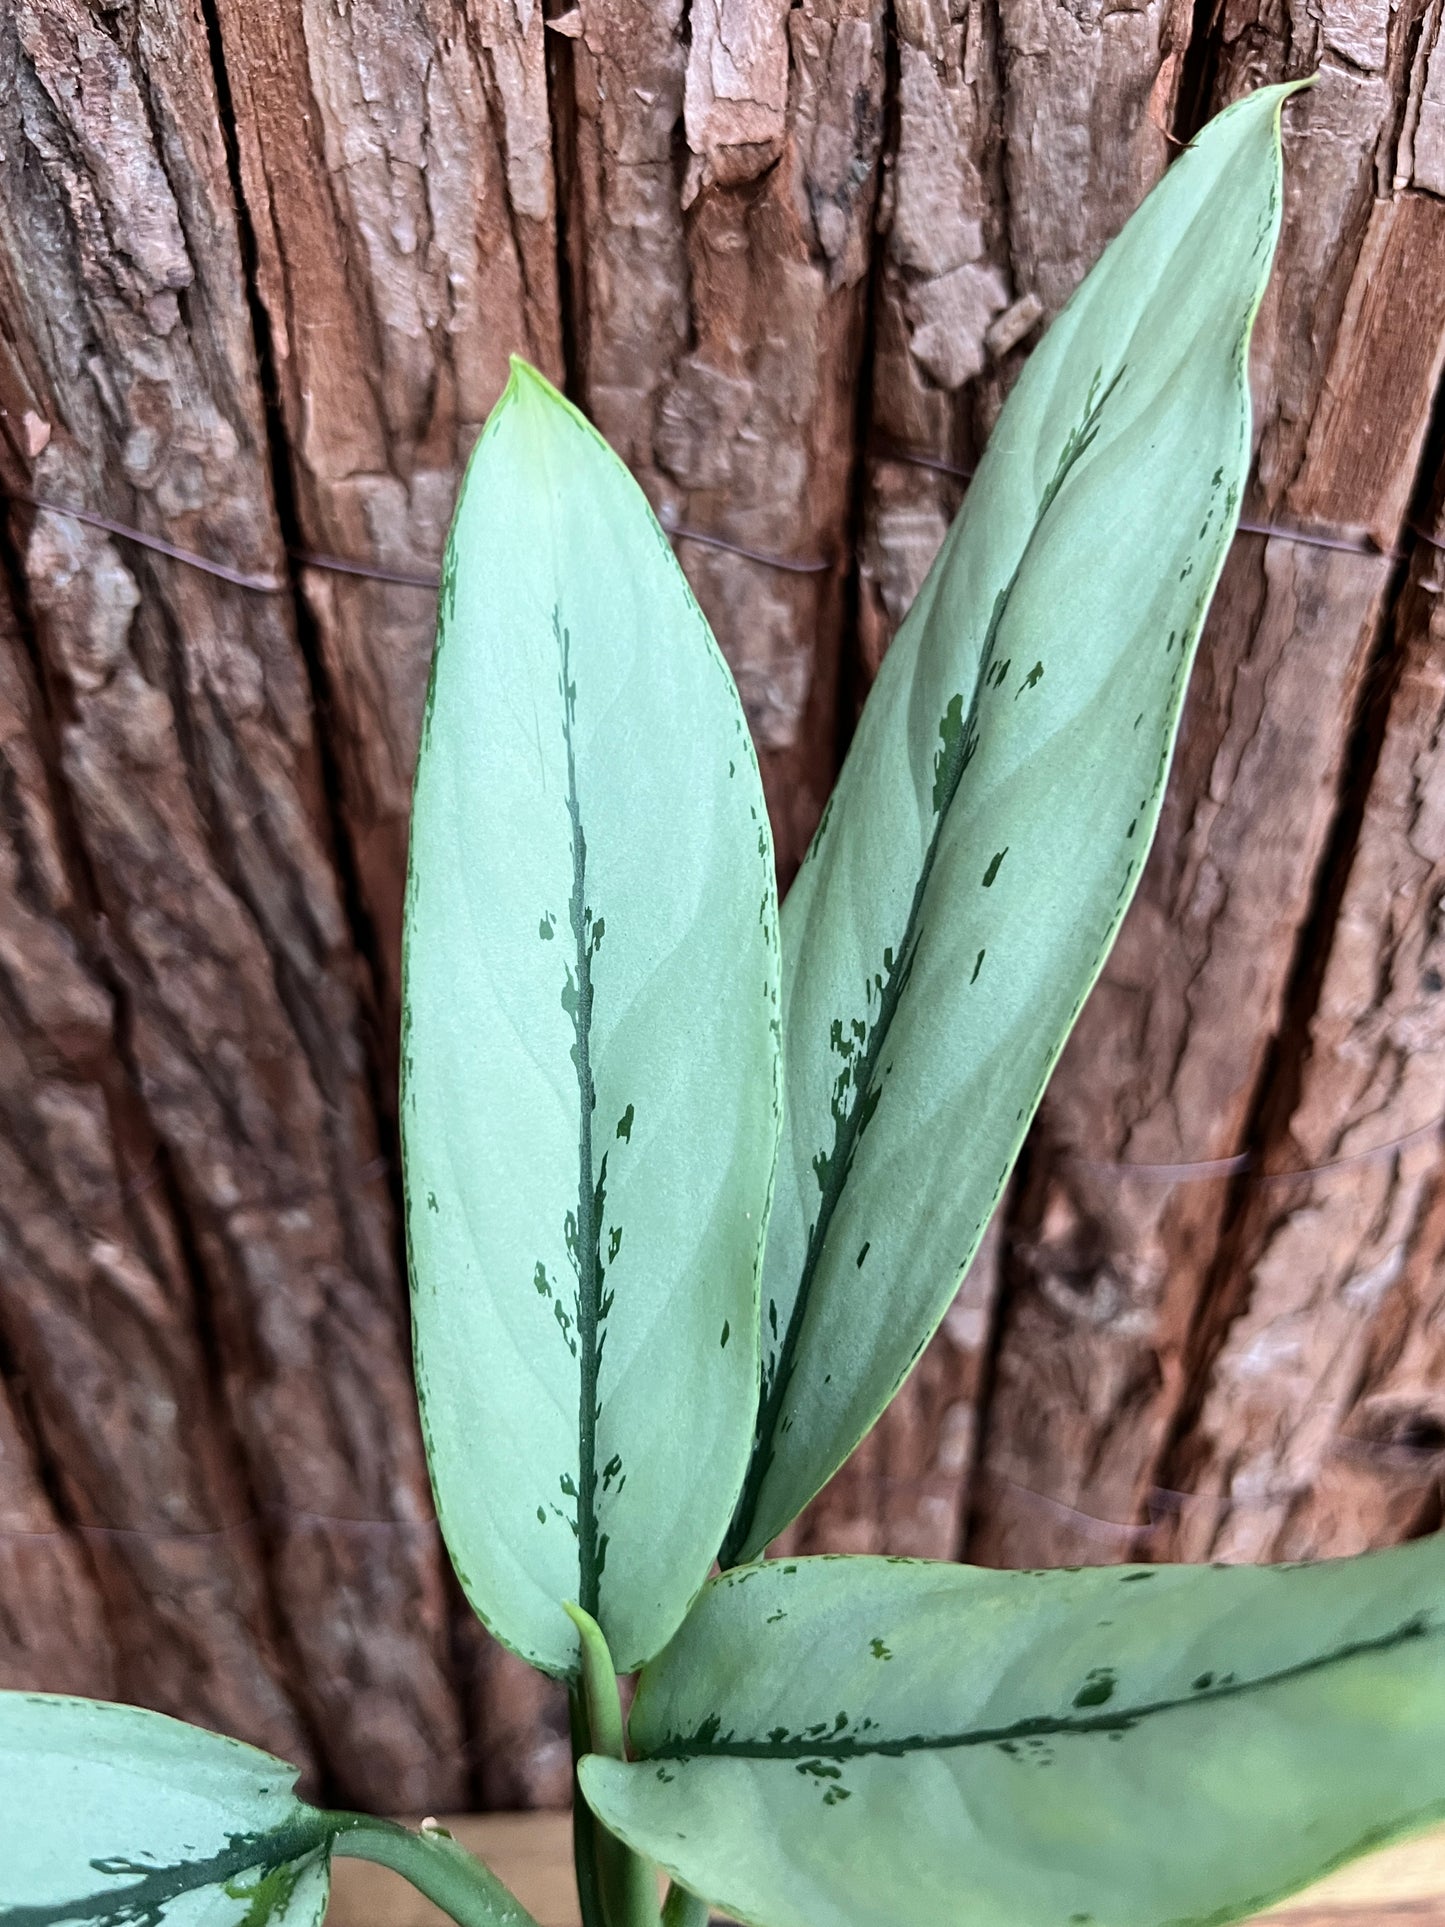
[583,1538,1445,1927]
[403,361,781,1673]
[0,1693,330,1927]
[726,82,1301,1561]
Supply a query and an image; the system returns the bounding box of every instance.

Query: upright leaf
[0,1693,330,1927]
[723,83,1302,1562]
[583,1539,1445,1927]
[403,361,781,1675]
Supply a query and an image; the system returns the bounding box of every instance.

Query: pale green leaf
[582,1539,1445,1927]
[723,83,1301,1562]
[403,360,781,1675]
[0,1693,330,1927]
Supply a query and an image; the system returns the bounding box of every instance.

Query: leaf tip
[499,355,578,435]
[506,353,560,401]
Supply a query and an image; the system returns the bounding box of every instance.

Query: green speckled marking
[722,371,1123,1569]
[0,1827,330,1927]
[643,1614,1434,1765]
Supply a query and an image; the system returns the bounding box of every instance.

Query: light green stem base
[661,1883,712,1927]
[328,1815,542,1927]
[565,1605,661,1927]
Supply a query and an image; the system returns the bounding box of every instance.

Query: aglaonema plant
[3,78,1442,1927]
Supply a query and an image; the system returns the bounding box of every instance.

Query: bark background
[1,0,1442,1811]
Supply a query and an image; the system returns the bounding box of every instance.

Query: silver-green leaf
[0,1693,330,1927]
[723,81,1301,1563]
[403,360,782,1675]
[582,1538,1445,1927]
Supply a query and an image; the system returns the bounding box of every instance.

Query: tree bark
[1,0,1442,1808]
[1157,454,1445,1562]
[0,574,309,1758]
[0,0,461,1809]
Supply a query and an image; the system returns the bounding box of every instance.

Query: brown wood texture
[0,0,1442,1809]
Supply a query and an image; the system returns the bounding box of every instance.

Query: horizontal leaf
[723,82,1301,1563]
[0,1692,330,1927]
[403,360,781,1674]
[583,1539,1445,1927]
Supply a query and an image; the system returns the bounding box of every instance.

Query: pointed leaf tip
[503,354,573,417]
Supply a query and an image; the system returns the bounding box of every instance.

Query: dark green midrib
[0,1814,333,1927]
[720,375,1119,1568]
[0,1811,542,1927]
[560,624,603,1620]
[644,1613,1434,1764]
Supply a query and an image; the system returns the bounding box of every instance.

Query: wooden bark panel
[0,1373,114,1700]
[212,0,563,1033]
[466,1629,573,1813]
[1157,457,1445,1563]
[965,20,1445,1567]
[1278,1163,1445,1552]
[0,579,310,1756]
[560,0,887,876]
[967,538,1394,1566]
[0,0,463,1808]
[786,1214,1002,1558]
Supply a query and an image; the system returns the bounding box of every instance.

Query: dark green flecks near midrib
[1072,1667,1116,1708]
[644,1611,1436,1766]
[0,1820,331,1927]
[719,369,1123,1570]
[555,610,615,1618]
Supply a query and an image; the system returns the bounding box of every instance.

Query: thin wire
[291,548,440,590]
[5,491,832,588]
[872,446,1440,563]
[8,491,287,593]
[1066,1110,1445,1186]
[871,443,975,481]
[5,489,1440,1170]
[9,474,1438,590]
[1068,1148,1252,1182]
[657,509,835,574]
[987,1478,1155,1546]
[988,1457,1441,1550]
[1235,514,1392,558]
[3,1442,1438,1551]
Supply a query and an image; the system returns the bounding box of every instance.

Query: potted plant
[3,77,1441,1927]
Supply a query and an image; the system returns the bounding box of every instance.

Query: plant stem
[570,1683,610,1927]
[566,1601,628,1761]
[661,1884,712,1927]
[327,1815,542,1927]
[566,1605,661,1927]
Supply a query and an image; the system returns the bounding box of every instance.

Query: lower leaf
[581,1540,1445,1927]
[0,1693,331,1927]
[0,1695,537,1927]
